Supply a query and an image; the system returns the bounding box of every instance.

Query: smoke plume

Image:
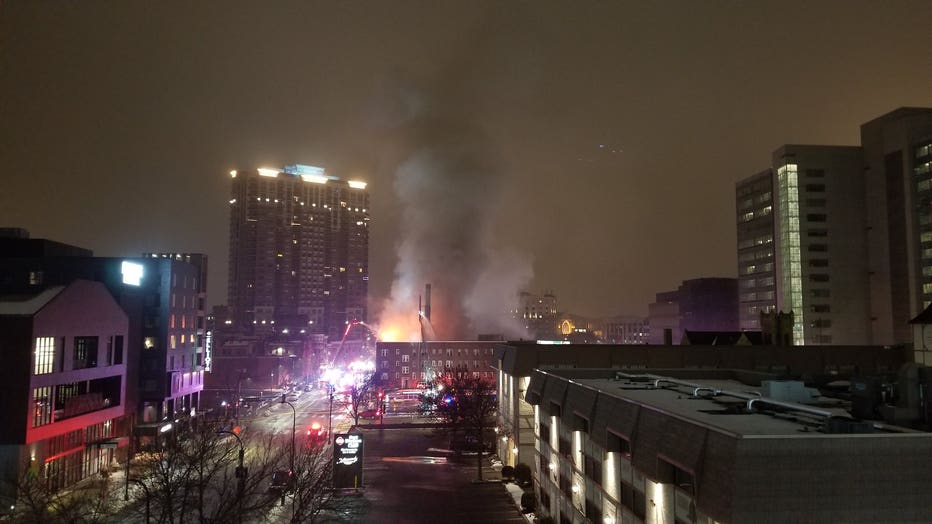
[375,91,533,341]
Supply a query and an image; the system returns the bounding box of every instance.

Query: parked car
[360,409,381,420]
[269,470,293,492]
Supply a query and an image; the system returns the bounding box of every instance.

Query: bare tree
[286,436,349,524]
[129,418,289,524]
[420,374,498,480]
[345,373,378,427]
[5,467,114,524]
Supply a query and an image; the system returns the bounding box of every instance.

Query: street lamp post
[217,428,247,522]
[280,394,297,518]
[280,394,296,475]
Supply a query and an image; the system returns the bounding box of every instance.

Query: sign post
[332,432,364,489]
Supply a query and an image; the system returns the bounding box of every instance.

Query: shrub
[514,462,532,486]
[501,465,515,480]
[520,492,536,513]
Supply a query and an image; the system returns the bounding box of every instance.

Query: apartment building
[228,165,369,340]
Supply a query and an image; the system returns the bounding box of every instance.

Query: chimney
[424,283,432,321]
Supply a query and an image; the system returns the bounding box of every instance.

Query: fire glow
[373,312,422,343]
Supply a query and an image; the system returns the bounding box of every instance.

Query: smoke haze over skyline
[1,1,930,321]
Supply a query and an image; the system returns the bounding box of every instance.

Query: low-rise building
[0,280,131,503]
[376,341,499,390]
[523,367,932,523]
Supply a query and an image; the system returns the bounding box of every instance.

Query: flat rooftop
[552,370,911,438]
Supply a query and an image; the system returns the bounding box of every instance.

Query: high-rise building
[861,108,932,344]
[736,107,932,346]
[773,145,870,346]
[735,169,776,330]
[227,165,369,340]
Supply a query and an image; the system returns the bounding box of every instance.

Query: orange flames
[373,311,423,342]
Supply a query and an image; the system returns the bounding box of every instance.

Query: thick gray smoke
[377,101,533,340]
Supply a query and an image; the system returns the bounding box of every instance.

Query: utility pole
[327,384,335,439]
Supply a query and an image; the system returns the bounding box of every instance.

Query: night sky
[2,1,930,321]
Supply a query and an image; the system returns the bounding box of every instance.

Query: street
[249,389,526,523]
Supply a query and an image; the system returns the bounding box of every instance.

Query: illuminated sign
[333,432,364,489]
[348,180,367,189]
[284,164,326,176]
[257,167,280,177]
[121,261,144,286]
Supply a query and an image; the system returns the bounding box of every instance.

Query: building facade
[861,108,932,345]
[647,279,738,344]
[491,340,912,488]
[737,107,932,347]
[515,291,558,340]
[227,165,369,340]
[773,145,871,346]
[375,341,499,390]
[0,280,131,502]
[602,316,649,345]
[0,237,207,428]
[523,367,932,524]
[735,169,776,331]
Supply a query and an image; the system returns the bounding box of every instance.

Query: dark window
[806,183,826,192]
[811,288,830,298]
[806,169,825,178]
[809,274,830,282]
[807,213,827,222]
[585,499,599,522]
[114,336,124,365]
[607,431,632,456]
[809,259,829,267]
[559,474,572,497]
[74,337,98,369]
[620,483,635,511]
[811,319,832,328]
[558,436,571,455]
[812,304,831,313]
[808,229,828,237]
[585,454,603,485]
[539,421,550,441]
[807,198,827,207]
[633,489,646,519]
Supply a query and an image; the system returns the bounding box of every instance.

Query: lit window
[34,337,54,375]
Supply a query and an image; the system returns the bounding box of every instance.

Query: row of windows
[740,291,775,302]
[736,191,772,211]
[379,371,493,381]
[741,276,775,289]
[738,250,773,263]
[742,262,774,275]
[738,206,773,223]
[737,233,773,250]
[380,347,494,357]
[917,144,931,159]
[34,336,124,375]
